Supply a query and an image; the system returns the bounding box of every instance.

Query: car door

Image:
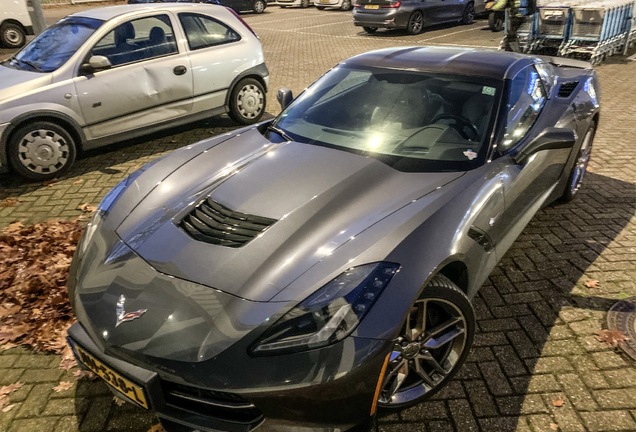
[421,0,446,25]
[73,13,193,140]
[177,12,244,114]
[490,64,572,257]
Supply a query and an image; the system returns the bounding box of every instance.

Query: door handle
[173,65,187,76]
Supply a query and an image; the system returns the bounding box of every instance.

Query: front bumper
[69,321,390,432]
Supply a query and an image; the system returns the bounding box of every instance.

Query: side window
[90,15,177,67]
[501,66,546,150]
[178,13,241,51]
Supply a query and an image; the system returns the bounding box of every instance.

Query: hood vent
[179,198,277,248]
[558,81,579,98]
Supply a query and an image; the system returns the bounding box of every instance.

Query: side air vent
[558,81,579,98]
[179,198,276,248]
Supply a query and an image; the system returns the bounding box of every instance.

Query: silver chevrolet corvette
[67,46,600,432]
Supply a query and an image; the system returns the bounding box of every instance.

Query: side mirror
[80,55,112,75]
[514,127,576,164]
[277,88,294,111]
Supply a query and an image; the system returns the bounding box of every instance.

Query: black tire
[316,5,326,9]
[280,4,287,7]
[301,0,310,7]
[228,78,266,125]
[0,22,27,49]
[460,1,475,24]
[8,121,77,182]
[559,124,595,203]
[406,10,424,35]
[378,274,475,409]
[253,0,266,13]
[340,0,352,10]
[488,11,504,31]
[363,26,378,33]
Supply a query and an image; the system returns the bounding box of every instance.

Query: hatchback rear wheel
[229,78,266,125]
[378,275,474,409]
[407,10,424,35]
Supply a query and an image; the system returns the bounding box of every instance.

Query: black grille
[179,198,276,248]
[161,380,263,425]
[558,81,579,98]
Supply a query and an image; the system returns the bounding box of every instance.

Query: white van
[1,0,34,48]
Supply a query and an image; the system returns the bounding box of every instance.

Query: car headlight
[251,262,399,356]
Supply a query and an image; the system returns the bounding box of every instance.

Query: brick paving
[1,4,635,432]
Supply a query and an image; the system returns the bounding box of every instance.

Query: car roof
[343,46,537,81]
[68,3,227,21]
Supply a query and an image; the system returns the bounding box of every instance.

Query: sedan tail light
[381,1,400,7]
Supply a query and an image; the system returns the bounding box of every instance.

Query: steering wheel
[431,113,479,141]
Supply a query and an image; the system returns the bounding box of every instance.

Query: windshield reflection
[3,16,103,73]
[272,66,501,173]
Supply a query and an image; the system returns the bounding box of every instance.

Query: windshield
[4,16,103,73]
[271,65,501,172]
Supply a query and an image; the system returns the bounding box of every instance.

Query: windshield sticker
[482,86,496,96]
[463,150,478,160]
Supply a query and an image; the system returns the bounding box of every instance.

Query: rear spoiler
[537,55,592,70]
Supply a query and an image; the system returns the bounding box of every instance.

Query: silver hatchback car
[0,4,269,181]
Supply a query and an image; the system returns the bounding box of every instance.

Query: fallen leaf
[596,329,629,348]
[113,396,126,406]
[552,397,565,407]
[147,424,166,432]
[73,369,97,380]
[77,203,97,213]
[0,198,21,208]
[0,383,24,396]
[53,381,74,393]
[1,403,16,413]
[550,423,559,431]
[585,279,600,289]
[0,219,84,354]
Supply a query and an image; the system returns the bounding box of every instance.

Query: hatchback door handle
[173,65,187,76]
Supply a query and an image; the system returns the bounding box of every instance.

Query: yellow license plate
[320,0,330,4]
[73,343,149,409]
[365,4,380,9]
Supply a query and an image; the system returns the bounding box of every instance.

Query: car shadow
[374,171,636,431]
[355,19,489,37]
[0,113,275,200]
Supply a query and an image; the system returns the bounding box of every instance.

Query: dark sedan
[128,0,267,13]
[353,0,483,34]
[67,47,599,432]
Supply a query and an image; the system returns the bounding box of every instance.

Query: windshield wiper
[267,125,293,142]
[12,57,43,72]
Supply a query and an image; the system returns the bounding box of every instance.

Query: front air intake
[179,198,276,248]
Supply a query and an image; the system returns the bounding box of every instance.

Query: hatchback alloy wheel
[461,2,475,24]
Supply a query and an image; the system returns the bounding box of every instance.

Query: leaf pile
[0,219,85,353]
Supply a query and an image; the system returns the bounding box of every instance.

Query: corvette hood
[115,128,463,302]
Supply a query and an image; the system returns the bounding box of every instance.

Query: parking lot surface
[1,3,635,432]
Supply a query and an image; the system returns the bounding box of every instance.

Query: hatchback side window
[178,13,241,51]
[90,15,177,66]
[501,66,546,150]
